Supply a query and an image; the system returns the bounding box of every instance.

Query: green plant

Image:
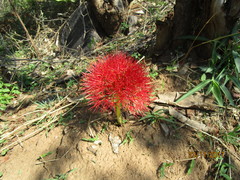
[120,22,129,31]
[100,123,108,134]
[187,159,195,175]
[196,132,205,142]
[121,130,134,145]
[58,112,74,126]
[45,168,77,180]
[66,79,78,88]
[149,71,159,79]
[81,135,99,142]
[131,52,142,60]
[157,162,174,179]
[34,98,57,110]
[222,124,240,148]
[1,148,9,156]
[215,157,235,180]
[176,37,240,106]
[140,109,175,125]
[0,77,20,111]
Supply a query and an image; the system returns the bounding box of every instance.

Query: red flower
[82,52,153,115]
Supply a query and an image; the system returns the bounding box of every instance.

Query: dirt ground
[0,119,210,180]
[0,73,239,180]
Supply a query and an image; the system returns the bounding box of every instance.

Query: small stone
[160,123,170,136]
[109,134,122,154]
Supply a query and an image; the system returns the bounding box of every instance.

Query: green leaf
[232,50,240,73]
[0,139,6,145]
[3,83,12,87]
[1,149,9,156]
[196,132,205,142]
[0,172,3,178]
[220,85,234,106]
[0,88,10,93]
[175,80,211,103]
[187,159,195,175]
[206,83,213,96]
[228,75,240,89]
[201,74,206,81]
[0,105,6,111]
[157,162,174,178]
[11,90,20,94]
[220,174,232,180]
[212,81,223,106]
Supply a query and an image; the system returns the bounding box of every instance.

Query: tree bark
[58,0,132,55]
[155,0,240,60]
[87,0,132,36]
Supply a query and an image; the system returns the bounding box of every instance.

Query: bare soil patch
[0,73,239,180]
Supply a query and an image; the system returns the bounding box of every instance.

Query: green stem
[115,101,123,125]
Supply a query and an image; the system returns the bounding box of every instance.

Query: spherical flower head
[82,52,153,115]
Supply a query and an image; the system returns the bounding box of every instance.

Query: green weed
[121,130,134,145]
[140,109,175,125]
[1,148,9,156]
[187,159,195,175]
[0,77,21,111]
[58,112,74,126]
[222,124,240,148]
[157,162,174,179]
[120,22,129,31]
[215,157,235,180]
[45,168,77,180]
[131,52,142,60]
[66,79,78,88]
[100,123,108,134]
[176,34,240,106]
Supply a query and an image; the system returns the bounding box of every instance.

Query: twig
[214,156,223,180]
[169,107,240,162]
[200,130,240,162]
[8,0,40,57]
[0,116,58,152]
[169,107,216,132]
[181,12,218,61]
[0,96,70,141]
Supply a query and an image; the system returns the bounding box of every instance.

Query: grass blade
[187,159,195,175]
[175,79,211,103]
[212,81,223,106]
[37,151,53,160]
[232,50,240,73]
[220,85,234,106]
[81,135,98,142]
[228,75,240,89]
[157,162,174,178]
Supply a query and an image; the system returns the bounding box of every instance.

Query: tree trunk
[58,0,132,55]
[155,0,240,60]
[87,0,132,36]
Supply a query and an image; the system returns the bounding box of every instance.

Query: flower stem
[115,101,123,125]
